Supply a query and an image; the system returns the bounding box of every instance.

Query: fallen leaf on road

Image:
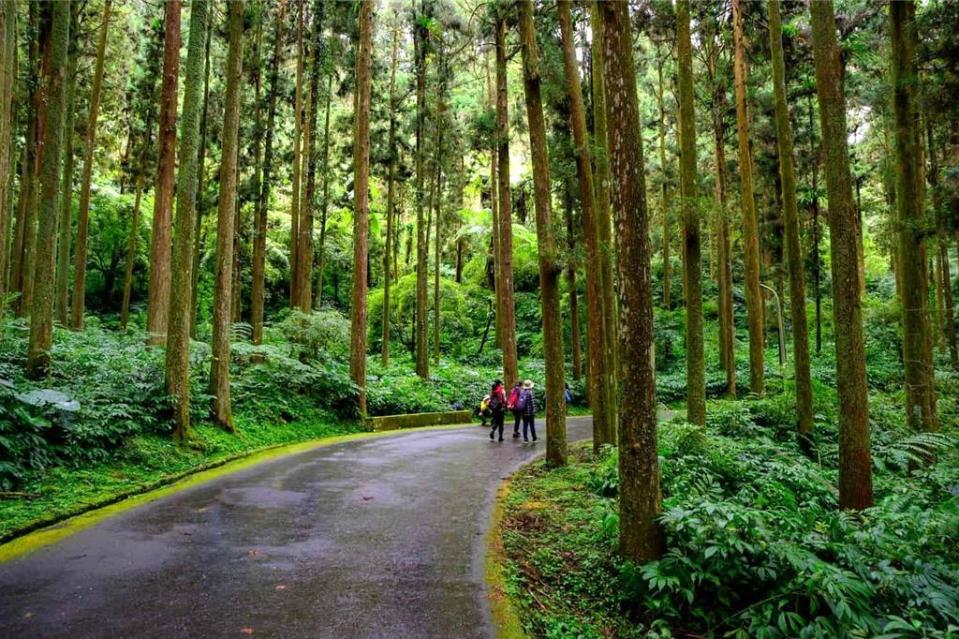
[361,496,374,501]
[241,628,254,635]
[274,584,287,591]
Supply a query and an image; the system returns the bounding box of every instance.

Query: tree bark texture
[209,0,245,432]
[598,0,663,564]
[810,0,874,509]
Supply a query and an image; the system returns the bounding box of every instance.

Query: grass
[499,443,647,639]
[0,413,359,542]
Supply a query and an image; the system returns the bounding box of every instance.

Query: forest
[0,0,957,638]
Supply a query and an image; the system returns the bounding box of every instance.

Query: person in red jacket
[487,380,507,442]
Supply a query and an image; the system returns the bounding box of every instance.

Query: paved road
[0,417,592,639]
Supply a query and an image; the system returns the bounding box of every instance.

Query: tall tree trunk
[558,0,610,447]
[414,8,429,378]
[252,6,282,346]
[518,0,567,467]
[486,57,502,350]
[209,0,245,432]
[810,0,874,509]
[676,0,705,426]
[382,25,399,366]
[27,0,70,378]
[590,0,617,426]
[289,3,304,307]
[889,0,937,433]
[808,95,823,355]
[655,59,671,311]
[70,0,111,330]
[494,11,519,388]
[732,0,765,396]
[295,0,325,312]
[598,0,663,564]
[55,34,77,326]
[165,0,208,440]
[315,69,333,307]
[350,0,373,416]
[15,4,50,318]
[708,41,736,398]
[565,183,581,380]
[0,0,16,316]
[145,0,180,341]
[768,0,814,446]
[190,14,213,338]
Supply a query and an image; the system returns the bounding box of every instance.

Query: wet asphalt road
[0,417,592,639]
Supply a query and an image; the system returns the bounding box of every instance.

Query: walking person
[488,380,507,442]
[507,381,523,438]
[520,380,537,442]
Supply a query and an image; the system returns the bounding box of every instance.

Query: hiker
[488,380,507,442]
[520,379,537,442]
[564,383,572,413]
[476,394,492,426]
[507,381,523,439]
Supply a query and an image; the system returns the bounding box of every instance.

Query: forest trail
[0,417,593,639]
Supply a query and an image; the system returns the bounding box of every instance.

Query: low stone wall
[367,410,475,432]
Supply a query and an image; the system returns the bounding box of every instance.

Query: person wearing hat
[520,379,537,442]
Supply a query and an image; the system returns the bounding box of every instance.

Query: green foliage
[503,401,959,639]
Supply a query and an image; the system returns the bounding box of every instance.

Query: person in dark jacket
[520,380,537,442]
[488,380,507,442]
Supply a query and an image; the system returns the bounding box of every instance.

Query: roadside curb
[0,422,476,565]
[485,476,528,639]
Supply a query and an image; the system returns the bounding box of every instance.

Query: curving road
[0,417,592,639]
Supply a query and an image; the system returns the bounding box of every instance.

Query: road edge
[0,422,477,565]
[485,476,528,639]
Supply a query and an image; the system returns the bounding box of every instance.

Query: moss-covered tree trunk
[768,0,813,445]
[165,0,209,440]
[350,0,373,417]
[120,131,150,332]
[55,34,77,326]
[708,41,736,398]
[518,0,566,467]
[590,0,617,430]
[731,0,765,396]
[676,0,705,426]
[889,0,938,433]
[190,15,213,338]
[0,0,16,319]
[598,0,663,563]
[810,0,873,509]
[558,0,611,449]
[382,24,400,366]
[252,6,282,346]
[209,0,245,432]
[27,0,70,378]
[289,3,304,307]
[145,0,178,341]
[0,0,17,316]
[413,6,429,379]
[295,0,326,313]
[70,0,111,330]
[315,69,333,307]
[656,58,671,311]
[495,10,519,388]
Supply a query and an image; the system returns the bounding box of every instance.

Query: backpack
[516,390,528,412]
[480,395,490,413]
[507,387,521,411]
[489,390,504,411]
